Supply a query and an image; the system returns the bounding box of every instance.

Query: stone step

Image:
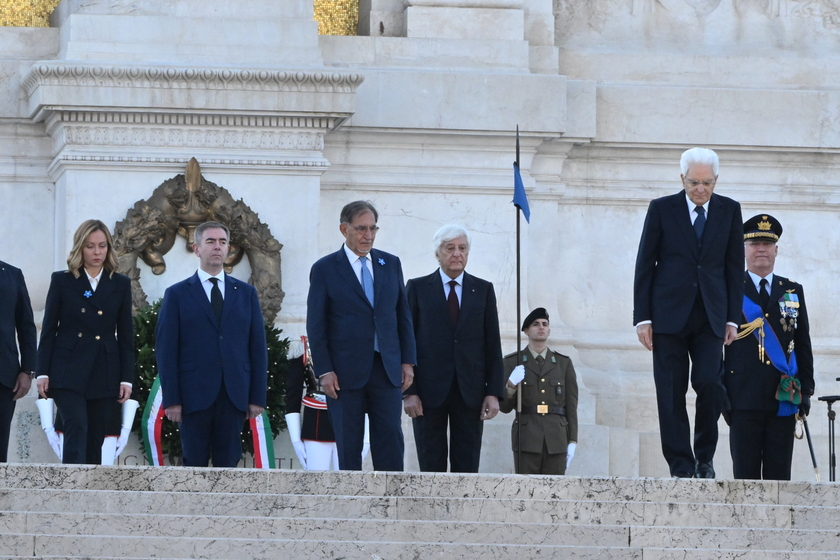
[4,464,839,507]
[3,487,840,528]
[3,514,840,552]
[0,512,628,546]
[4,534,840,560]
[2,535,644,560]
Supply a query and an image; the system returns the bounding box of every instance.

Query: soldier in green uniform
[500,308,579,474]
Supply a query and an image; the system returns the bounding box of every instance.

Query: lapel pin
[84,290,93,298]
[378,258,385,266]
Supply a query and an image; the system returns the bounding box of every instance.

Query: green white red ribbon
[249,410,275,469]
[141,376,165,466]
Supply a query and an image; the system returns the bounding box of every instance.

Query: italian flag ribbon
[142,375,166,466]
[142,375,275,468]
[741,295,800,416]
[249,410,275,469]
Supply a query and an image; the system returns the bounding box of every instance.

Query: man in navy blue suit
[156,221,268,467]
[0,261,37,462]
[634,147,744,479]
[307,201,416,471]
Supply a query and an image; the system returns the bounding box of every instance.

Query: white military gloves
[284,412,307,469]
[508,365,525,386]
[114,399,140,459]
[36,398,62,460]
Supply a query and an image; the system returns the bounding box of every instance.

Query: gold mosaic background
[1,0,60,27]
[314,0,358,35]
[2,0,358,35]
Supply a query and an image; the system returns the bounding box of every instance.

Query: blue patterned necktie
[694,206,706,241]
[359,257,374,306]
[359,258,379,351]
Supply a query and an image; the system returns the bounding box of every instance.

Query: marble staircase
[1,464,839,559]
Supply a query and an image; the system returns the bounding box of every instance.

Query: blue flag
[513,162,530,223]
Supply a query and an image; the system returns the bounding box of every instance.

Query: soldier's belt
[522,405,566,416]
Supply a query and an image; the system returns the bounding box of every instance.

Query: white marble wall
[0,0,839,481]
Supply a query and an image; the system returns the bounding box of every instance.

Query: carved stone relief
[112,158,285,323]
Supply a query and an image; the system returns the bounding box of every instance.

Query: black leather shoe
[695,461,715,479]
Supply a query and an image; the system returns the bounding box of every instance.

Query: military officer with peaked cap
[500,308,579,475]
[724,214,814,480]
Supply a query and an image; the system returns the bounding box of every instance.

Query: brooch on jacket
[84,290,93,298]
[378,258,385,266]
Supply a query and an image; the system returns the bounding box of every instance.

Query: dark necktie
[209,277,223,323]
[536,355,545,370]
[694,206,706,241]
[447,280,460,326]
[759,278,770,309]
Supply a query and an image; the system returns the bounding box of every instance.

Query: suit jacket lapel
[335,247,370,307]
[220,273,240,325]
[75,273,94,297]
[743,271,759,313]
[668,192,699,258]
[187,272,219,327]
[371,250,384,307]
[769,275,785,311]
[524,350,541,377]
[699,194,723,259]
[425,270,453,332]
[88,272,116,309]
[455,273,475,332]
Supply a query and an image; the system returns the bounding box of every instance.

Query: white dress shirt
[439,269,464,305]
[197,268,226,301]
[344,244,374,286]
[747,270,774,297]
[85,269,102,291]
[685,194,710,224]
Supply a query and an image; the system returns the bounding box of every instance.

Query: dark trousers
[730,410,796,481]
[652,297,726,477]
[412,376,484,473]
[179,381,246,468]
[514,439,566,475]
[328,353,404,471]
[51,388,119,465]
[0,383,16,463]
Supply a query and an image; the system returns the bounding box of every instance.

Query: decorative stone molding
[59,125,324,151]
[53,155,328,167]
[41,109,337,171]
[112,158,285,322]
[23,63,365,96]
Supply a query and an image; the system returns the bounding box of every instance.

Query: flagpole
[515,126,522,474]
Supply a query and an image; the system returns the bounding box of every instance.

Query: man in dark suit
[403,225,504,472]
[0,261,37,462]
[634,147,744,478]
[724,214,813,480]
[306,201,416,471]
[156,221,267,467]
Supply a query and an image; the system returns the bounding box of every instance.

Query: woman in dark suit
[36,219,134,464]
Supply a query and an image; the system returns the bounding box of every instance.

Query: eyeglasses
[349,225,380,234]
[683,179,716,188]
